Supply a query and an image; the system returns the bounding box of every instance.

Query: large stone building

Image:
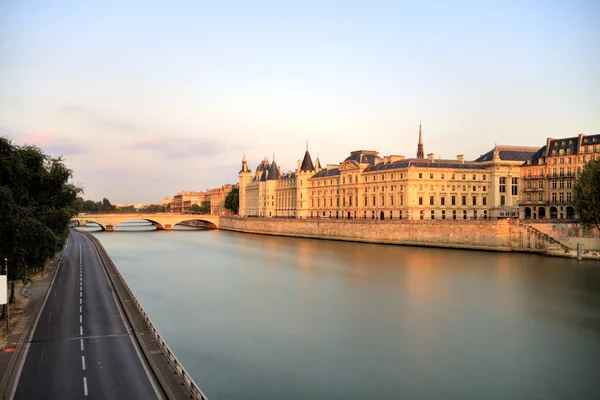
[238,126,537,220]
[519,133,600,220]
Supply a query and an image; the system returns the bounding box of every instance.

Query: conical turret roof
[268,159,280,180]
[300,149,314,172]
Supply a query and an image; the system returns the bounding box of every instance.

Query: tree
[224,187,239,214]
[0,137,81,302]
[573,158,600,231]
[82,200,97,213]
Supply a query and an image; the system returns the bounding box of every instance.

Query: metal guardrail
[80,231,208,400]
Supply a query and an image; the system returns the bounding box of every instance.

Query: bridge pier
[106,225,114,232]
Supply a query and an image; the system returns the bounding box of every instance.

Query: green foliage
[0,137,81,300]
[116,205,136,213]
[82,199,97,213]
[573,158,600,231]
[224,187,239,214]
[190,202,210,214]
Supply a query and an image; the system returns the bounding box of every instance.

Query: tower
[238,153,252,217]
[296,144,315,219]
[417,121,424,159]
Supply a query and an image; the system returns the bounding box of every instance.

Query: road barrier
[80,231,208,400]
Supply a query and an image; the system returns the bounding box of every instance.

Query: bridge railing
[80,230,209,400]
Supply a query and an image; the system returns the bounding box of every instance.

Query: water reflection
[91,228,600,399]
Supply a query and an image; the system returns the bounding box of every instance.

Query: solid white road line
[83,377,88,396]
[81,355,86,370]
[8,238,70,400]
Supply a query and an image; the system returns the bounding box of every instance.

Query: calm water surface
[86,222,600,399]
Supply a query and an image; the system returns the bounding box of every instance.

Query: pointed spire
[417,120,424,159]
[242,153,247,163]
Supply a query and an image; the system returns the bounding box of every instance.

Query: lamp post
[4,257,8,333]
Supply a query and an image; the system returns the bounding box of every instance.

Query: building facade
[519,133,600,220]
[474,145,539,219]
[238,126,536,221]
[170,191,207,213]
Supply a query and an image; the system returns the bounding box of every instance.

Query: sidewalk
[0,260,58,398]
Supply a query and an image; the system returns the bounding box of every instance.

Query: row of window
[309,209,489,220]
[312,172,491,186]
[524,192,573,203]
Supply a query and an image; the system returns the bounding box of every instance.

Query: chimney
[457,154,465,163]
[427,153,434,162]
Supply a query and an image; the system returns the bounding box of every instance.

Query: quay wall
[219,217,549,253]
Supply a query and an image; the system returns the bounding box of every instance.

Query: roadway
[11,230,163,399]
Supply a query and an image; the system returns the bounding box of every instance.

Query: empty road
[12,230,163,399]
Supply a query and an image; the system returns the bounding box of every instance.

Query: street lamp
[4,257,8,333]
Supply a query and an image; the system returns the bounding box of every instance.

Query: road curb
[0,252,62,399]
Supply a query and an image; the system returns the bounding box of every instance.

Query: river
[84,222,600,399]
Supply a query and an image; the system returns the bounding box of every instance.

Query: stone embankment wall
[528,222,600,251]
[219,217,573,256]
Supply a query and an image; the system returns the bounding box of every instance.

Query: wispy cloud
[59,105,139,131]
[0,127,88,156]
[132,135,225,159]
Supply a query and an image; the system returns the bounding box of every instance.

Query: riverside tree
[224,187,239,214]
[0,137,81,302]
[573,158,600,231]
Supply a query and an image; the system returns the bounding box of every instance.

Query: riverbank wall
[219,217,600,260]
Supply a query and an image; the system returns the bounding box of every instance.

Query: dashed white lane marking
[80,326,83,336]
[80,315,82,323]
[81,355,86,370]
[83,377,88,396]
[80,292,82,298]
[80,298,82,305]
[80,339,84,351]
[80,306,82,313]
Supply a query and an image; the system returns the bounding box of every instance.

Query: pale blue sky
[1,1,598,203]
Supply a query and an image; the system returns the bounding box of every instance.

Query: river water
[84,222,600,399]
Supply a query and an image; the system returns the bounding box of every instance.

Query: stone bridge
[72,213,220,231]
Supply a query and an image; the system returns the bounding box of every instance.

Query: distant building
[170,191,207,213]
[519,133,600,220]
[158,197,172,207]
[207,184,236,215]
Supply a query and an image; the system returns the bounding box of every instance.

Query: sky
[0,1,598,204]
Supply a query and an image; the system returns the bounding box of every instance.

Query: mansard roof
[344,150,379,165]
[522,145,547,166]
[251,159,270,181]
[300,150,314,172]
[363,159,487,172]
[312,168,341,178]
[475,145,540,162]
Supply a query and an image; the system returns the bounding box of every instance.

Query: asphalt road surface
[12,230,162,399]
